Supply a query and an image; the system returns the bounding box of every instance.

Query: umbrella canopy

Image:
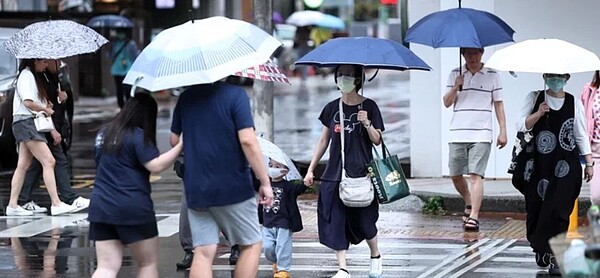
[286,10,345,30]
[4,20,108,59]
[123,16,281,92]
[405,7,514,48]
[87,15,134,28]
[257,136,302,181]
[485,38,600,74]
[295,37,431,71]
[234,58,290,84]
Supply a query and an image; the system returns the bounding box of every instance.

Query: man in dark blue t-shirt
[170,81,273,277]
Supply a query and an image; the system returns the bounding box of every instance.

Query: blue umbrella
[404,7,514,48]
[87,15,134,29]
[295,37,431,71]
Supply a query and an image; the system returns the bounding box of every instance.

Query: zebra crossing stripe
[0,213,88,238]
[156,213,179,237]
[212,265,424,272]
[218,253,447,260]
[446,239,517,278]
[416,238,491,278]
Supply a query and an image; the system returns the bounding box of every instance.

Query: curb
[412,191,592,217]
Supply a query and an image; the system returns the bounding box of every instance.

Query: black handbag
[507,131,535,195]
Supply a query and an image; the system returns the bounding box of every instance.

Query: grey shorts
[448,142,491,178]
[12,118,47,144]
[188,197,261,248]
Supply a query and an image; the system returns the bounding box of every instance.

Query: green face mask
[545,77,567,93]
[337,76,356,94]
[117,33,126,40]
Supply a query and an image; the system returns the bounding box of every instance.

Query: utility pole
[252,0,275,141]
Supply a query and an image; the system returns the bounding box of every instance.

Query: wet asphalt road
[0,74,564,277]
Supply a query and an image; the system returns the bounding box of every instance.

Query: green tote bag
[367,136,410,204]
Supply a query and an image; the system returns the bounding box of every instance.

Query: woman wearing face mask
[517,73,593,274]
[304,64,384,278]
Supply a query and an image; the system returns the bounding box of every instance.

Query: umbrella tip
[188,10,194,23]
[458,0,462,8]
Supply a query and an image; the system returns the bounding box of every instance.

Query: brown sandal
[464,217,480,231]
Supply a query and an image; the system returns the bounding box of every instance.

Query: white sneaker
[70,197,90,212]
[368,257,383,278]
[22,201,48,213]
[51,202,78,216]
[6,205,34,216]
[332,269,351,278]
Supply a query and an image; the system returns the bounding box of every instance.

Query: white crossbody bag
[337,98,374,207]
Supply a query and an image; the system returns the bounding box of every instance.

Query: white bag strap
[339,98,347,179]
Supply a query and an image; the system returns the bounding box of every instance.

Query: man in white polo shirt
[442,47,507,231]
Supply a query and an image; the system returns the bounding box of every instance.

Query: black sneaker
[548,255,561,275]
[229,244,240,265]
[176,251,193,270]
[535,252,551,267]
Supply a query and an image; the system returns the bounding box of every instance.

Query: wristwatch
[586,161,595,167]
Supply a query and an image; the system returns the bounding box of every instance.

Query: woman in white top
[7,59,76,216]
[516,73,593,274]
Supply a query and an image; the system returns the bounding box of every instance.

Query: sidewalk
[406,177,593,216]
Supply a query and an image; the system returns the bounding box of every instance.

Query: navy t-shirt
[319,98,385,181]
[262,180,308,230]
[171,82,255,208]
[89,128,160,225]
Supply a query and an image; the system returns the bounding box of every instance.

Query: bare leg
[8,142,33,208]
[191,244,217,278]
[468,174,484,220]
[451,175,471,206]
[92,240,124,278]
[234,242,262,278]
[24,141,61,206]
[366,236,380,257]
[335,249,347,269]
[129,236,159,278]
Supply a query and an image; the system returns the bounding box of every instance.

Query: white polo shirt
[446,65,503,143]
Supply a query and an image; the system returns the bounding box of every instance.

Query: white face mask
[337,76,356,94]
[268,167,285,179]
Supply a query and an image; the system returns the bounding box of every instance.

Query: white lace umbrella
[4,20,108,59]
[257,136,302,181]
[123,16,282,92]
[486,38,600,74]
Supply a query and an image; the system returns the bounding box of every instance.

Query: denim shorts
[12,118,47,144]
[188,197,261,247]
[448,142,491,178]
[89,221,158,245]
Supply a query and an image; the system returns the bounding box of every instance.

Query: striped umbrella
[4,20,108,59]
[123,16,282,92]
[234,59,290,84]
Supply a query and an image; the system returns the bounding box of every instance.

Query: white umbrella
[257,136,302,181]
[486,38,600,74]
[4,20,108,59]
[123,16,282,92]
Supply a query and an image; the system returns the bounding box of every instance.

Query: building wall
[409,0,600,178]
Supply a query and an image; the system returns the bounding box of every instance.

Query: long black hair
[102,93,157,154]
[334,65,364,93]
[592,70,600,89]
[18,59,48,101]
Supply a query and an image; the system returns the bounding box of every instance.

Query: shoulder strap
[112,40,130,62]
[339,98,347,178]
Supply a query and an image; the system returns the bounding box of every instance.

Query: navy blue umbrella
[404,7,514,48]
[294,37,431,71]
[87,15,134,29]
